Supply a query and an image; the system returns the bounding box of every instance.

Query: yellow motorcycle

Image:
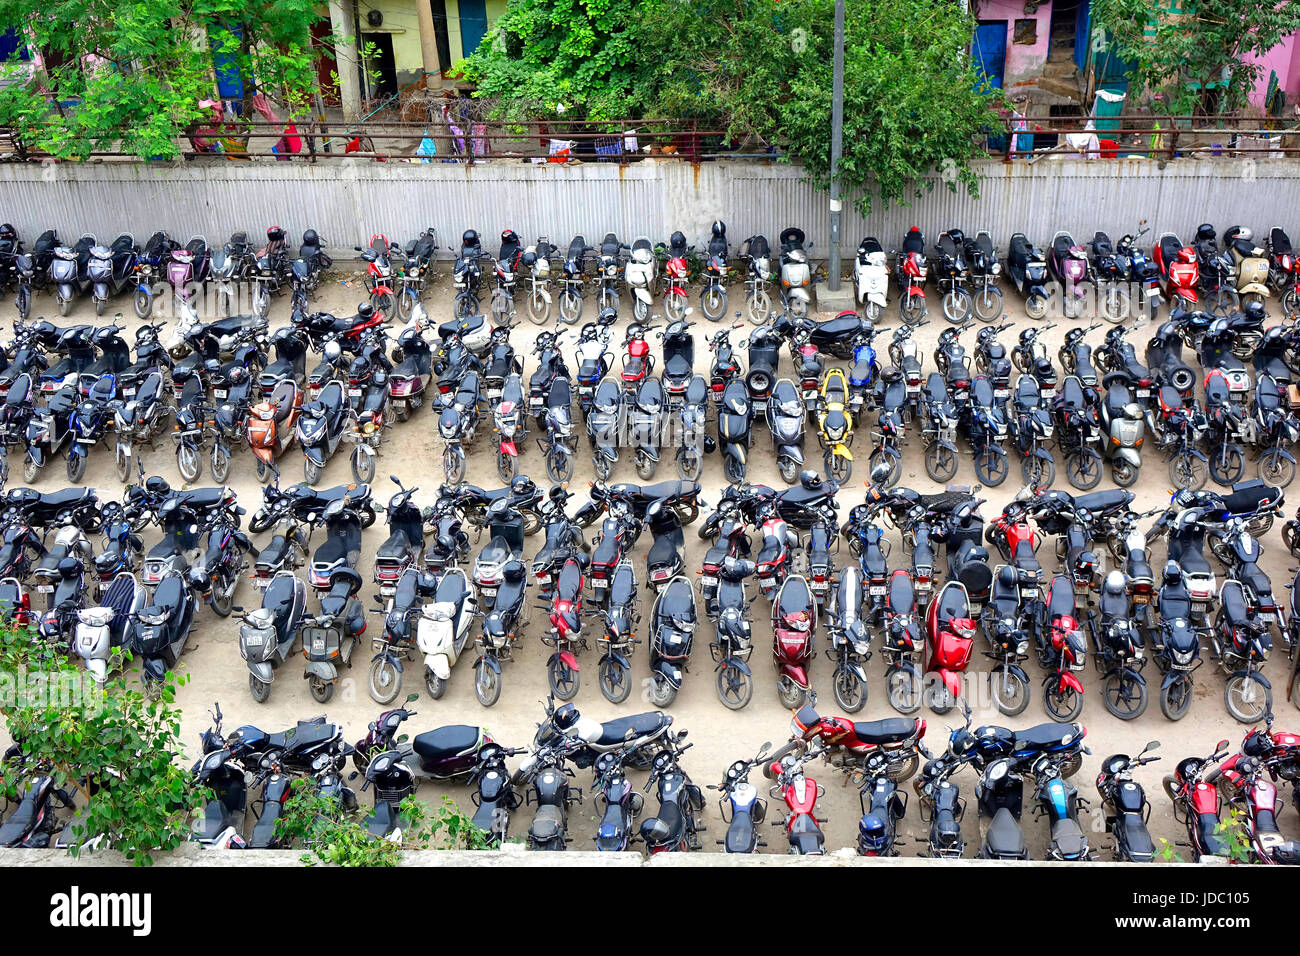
[815,367,855,482]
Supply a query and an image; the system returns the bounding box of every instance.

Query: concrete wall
[979,0,1052,91]
[2,154,1299,260]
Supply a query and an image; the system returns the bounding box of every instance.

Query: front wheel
[886,667,923,714]
[23,456,39,483]
[716,661,754,710]
[925,443,959,482]
[1160,675,1194,721]
[15,286,31,320]
[942,289,972,324]
[176,443,201,483]
[1102,669,1148,720]
[832,663,866,713]
[1259,448,1296,488]
[368,657,402,704]
[1168,451,1208,491]
[546,448,574,483]
[1021,453,1055,491]
[475,660,502,707]
[867,448,900,489]
[304,457,323,486]
[547,655,580,700]
[211,444,231,483]
[677,449,702,481]
[1065,449,1103,490]
[825,448,853,484]
[249,674,271,703]
[1111,459,1140,488]
[443,446,466,484]
[256,459,273,484]
[558,292,583,325]
[1208,444,1245,486]
[527,290,550,325]
[1225,671,1272,724]
[1208,287,1239,318]
[309,677,334,704]
[745,289,772,325]
[599,657,633,704]
[648,673,678,708]
[210,578,235,617]
[115,445,131,483]
[1100,284,1131,324]
[1025,294,1048,321]
[974,447,1009,487]
[497,449,518,483]
[701,286,726,322]
[454,292,474,319]
[900,292,926,326]
[66,451,86,483]
[972,287,1003,322]
[990,669,1030,716]
[352,447,376,484]
[1043,680,1084,720]
[664,292,687,322]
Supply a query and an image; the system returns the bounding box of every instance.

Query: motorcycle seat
[412,724,480,762]
[1160,236,1183,265]
[149,575,186,616]
[1158,583,1192,621]
[1056,376,1087,411]
[664,353,692,379]
[724,812,755,853]
[850,717,916,744]
[1070,490,1132,515]
[556,560,582,597]
[1221,481,1278,515]
[901,230,924,255]
[594,712,671,746]
[1196,812,1226,857]
[530,805,564,843]
[1050,818,1087,858]
[648,533,681,572]
[1238,563,1272,599]
[1014,723,1079,750]
[788,813,824,854]
[1104,383,1131,418]
[1118,812,1154,859]
[1047,576,1075,617]
[1092,232,1114,257]
[1220,581,1249,623]
[986,806,1025,857]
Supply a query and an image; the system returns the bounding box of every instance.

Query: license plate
[214,389,227,399]
[242,633,263,647]
[1136,389,1150,398]
[253,578,269,590]
[955,390,969,401]
[994,388,1009,399]
[75,437,94,443]
[481,586,497,598]
[1040,387,1054,398]
[870,585,886,595]
[379,585,394,597]
[1145,287,1159,297]
[1022,587,1038,599]
[1133,593,1149,604]
[37,584,52,593]
[906,385,921,395]
[123,388,135,399]
[812,581,828,592]
[348,388,362,398]
[537,574,550,584]
[1259,613,1274,624]
[700,575,717,588]
[1192,601,1206,613]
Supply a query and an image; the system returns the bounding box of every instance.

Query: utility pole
[827,0,845,293]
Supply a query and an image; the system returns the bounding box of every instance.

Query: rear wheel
[309,677,334,704]
[1282,288,1300,321]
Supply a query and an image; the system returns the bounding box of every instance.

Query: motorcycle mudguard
[93,282,108,300]
[715,654,752,676]
[792,288,811,302]
[995,662,1030,686]
[1240,282,1269,297]
[726,444,746,465]
[304,445,325,465]
[848,661,867,681]
[598,649,631,671]
[653,659,684,688]
[598,444,618,462]
[1112,447,1141,468]
[634,288,653,305]
[247,661,274,683]
[1029,285,1048,301]
[937,668,963,699]
[143,657,167,682]
[28,447,44,467]
[1160,670,1188,691]
[355,443,375,461]
[304,661,338,681]
[1230,668,1271,690]
[779,444,805,465]
[475,654,502,674]
[1274,448,1297,465]
[557,650,580,671]
[832,443,854,461]
[58,283,74,301]
[69,442,87,459]
[500,439,517,457]
[1057,671,1085,695]
[424,652,450,679]
[1119,666,1147,689]
[374,284,393,297]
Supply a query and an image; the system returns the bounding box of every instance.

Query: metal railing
[995,113,1300,160]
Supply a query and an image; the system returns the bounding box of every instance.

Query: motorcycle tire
[599,658,633,705]
[721,455,743,484]
[974,447,1009,487]
[57,295,71,317]
[1025,294,1048,321]
[15,286,30,320]
[547,449,574,484]
[1160,675,1194,721]
[1101,284,1130,324]
[648,674,678,708]
[1043,681,1084,721]
[868,448,900,489]
[559,293,583,325]
[308,677,334,704]
[863,300,883,322]
[1281,288,1300,321]
[745,290,772,325]
[1021,453,1055,491]
[776,677,808,710]
[249,674,271,704]
[115,446,131,483]
[924,443,959,482]
[701,287,726,322]
[1225,672,1272,724]
[1208,288,1239,318]
[94,297,105,317]
[304,457,323,486]
[547,655,580,701]
[443,446,466,484]
[1208,444,1245,486]
[210,580,235,617]
[424,667,446,701]
[256,459,273,484]
[633,297,651,323]
[972,287,1003,322]
[1111,460,1140,487]
[763,740,804,779]
[475,661,502,707]
[598,288,619,314]
[497,449,518,483]
[394,289,414,322]
[665,292,687,322]
[1259,448,1296,488]
[454,292,475,319]
[778,457,800,485]
[1065,449,1103,490]
[527,290,551,325]
[66,451,86,483]
[211,444,231,483]
[1102,669,1148,720]
[886,667,923,714]
[677,450,702,481]
[942,289,972,324]
[177,443,201,484]
[716,662,754,710]
[832,665,866,713]
[593,455,613,481]
[825,449,853,484]
[900,293,927,326]
[1169,451,1208,491]
[352,447,375,485]
[22,456,39,484]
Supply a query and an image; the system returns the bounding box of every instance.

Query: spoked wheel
[990,669,1030,716]
[1160,674,1194,721]
[972,287,1003,321]
[1208,444,1245,486]
[716,661,754,710]
[368,657,402,704]
[900,293,927,326]
[1100,284,1131,324]
[176,444,201,483]
[1021,454,1055,491]
[497,449,518,482]
[491,292,515,325]
[832,664,866,713]
[475,661,502,707]
[16,286,31,321]
[745,290,772,324]
[352,447,376,484]
[648,674,678,708]
[1043,680,1084,720]
[528,291,551,325]
[974,447,1009,487]
[443,446,466,484]
[1282,288,1300,321]
[210,578,235,617]
[211,444,232,483]
[598,289,619,314]
[599,657,633,704]
[924,443,958,482]
[886,667,923,714]
[593,455,614,481]
[546,655,580,701]
[1259,448,1296,488]
[1169,452,1208,491]
[370,290,394,316]
[664,293,688,322]
[867,449,900,488]
[776,677,808,710]
[1065,449,1103,490]
[1102,669,1148,720]
[394,289,416,322]
[558,293,583,325]
[701,287,726,321]
[1225,671,1272,724]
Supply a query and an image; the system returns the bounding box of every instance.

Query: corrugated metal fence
[0,156,1295,258]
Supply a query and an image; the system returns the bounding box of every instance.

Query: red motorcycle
[1154,232,1200,309]
[1212,714,1300,802]
[772,574,816,709]
[755,504,796,599]
[923,580,977,713]
[661,233,692,321]
[1231,756,1300,864]
[542,554,587,701]
[357,233,397,314]
[767,742,828,855]
[1163,737,1233,864]
[987,498,1044,597]
[620,323,656,393]
[895,227,929,325]
[778,690,925,777]
[1037,573,1087,720]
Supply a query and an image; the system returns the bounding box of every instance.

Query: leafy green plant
[1213,805,1255,864]
[1154,838,1184,863]
[0,625,199,865]
[1092,0,1300,117]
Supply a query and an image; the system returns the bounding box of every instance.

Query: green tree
[455,0,1002,214]
[0,628,200,864]
[0,0,327,159]
[1092,0,1300,116]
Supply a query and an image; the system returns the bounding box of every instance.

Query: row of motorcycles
[0,224,332,321]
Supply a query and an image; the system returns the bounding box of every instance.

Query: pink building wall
[1243,33,1300,111]
[977,0,1051,90]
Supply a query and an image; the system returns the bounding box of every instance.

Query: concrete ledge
[0,844,1194,866]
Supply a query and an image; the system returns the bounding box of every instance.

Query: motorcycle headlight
[299,419,325,443]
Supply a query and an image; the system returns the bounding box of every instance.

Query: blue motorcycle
[66,372,117,482]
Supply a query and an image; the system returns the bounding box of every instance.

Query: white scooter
[417,567,478,698]
[854,237,889,320]
[73,571,144,682]
[625,236,657,321]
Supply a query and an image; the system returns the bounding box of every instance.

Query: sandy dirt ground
[11,264,1300,860]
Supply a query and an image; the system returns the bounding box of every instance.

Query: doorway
[362,32,398,100]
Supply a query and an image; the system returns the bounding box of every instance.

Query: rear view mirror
[1216,739,1231,752]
